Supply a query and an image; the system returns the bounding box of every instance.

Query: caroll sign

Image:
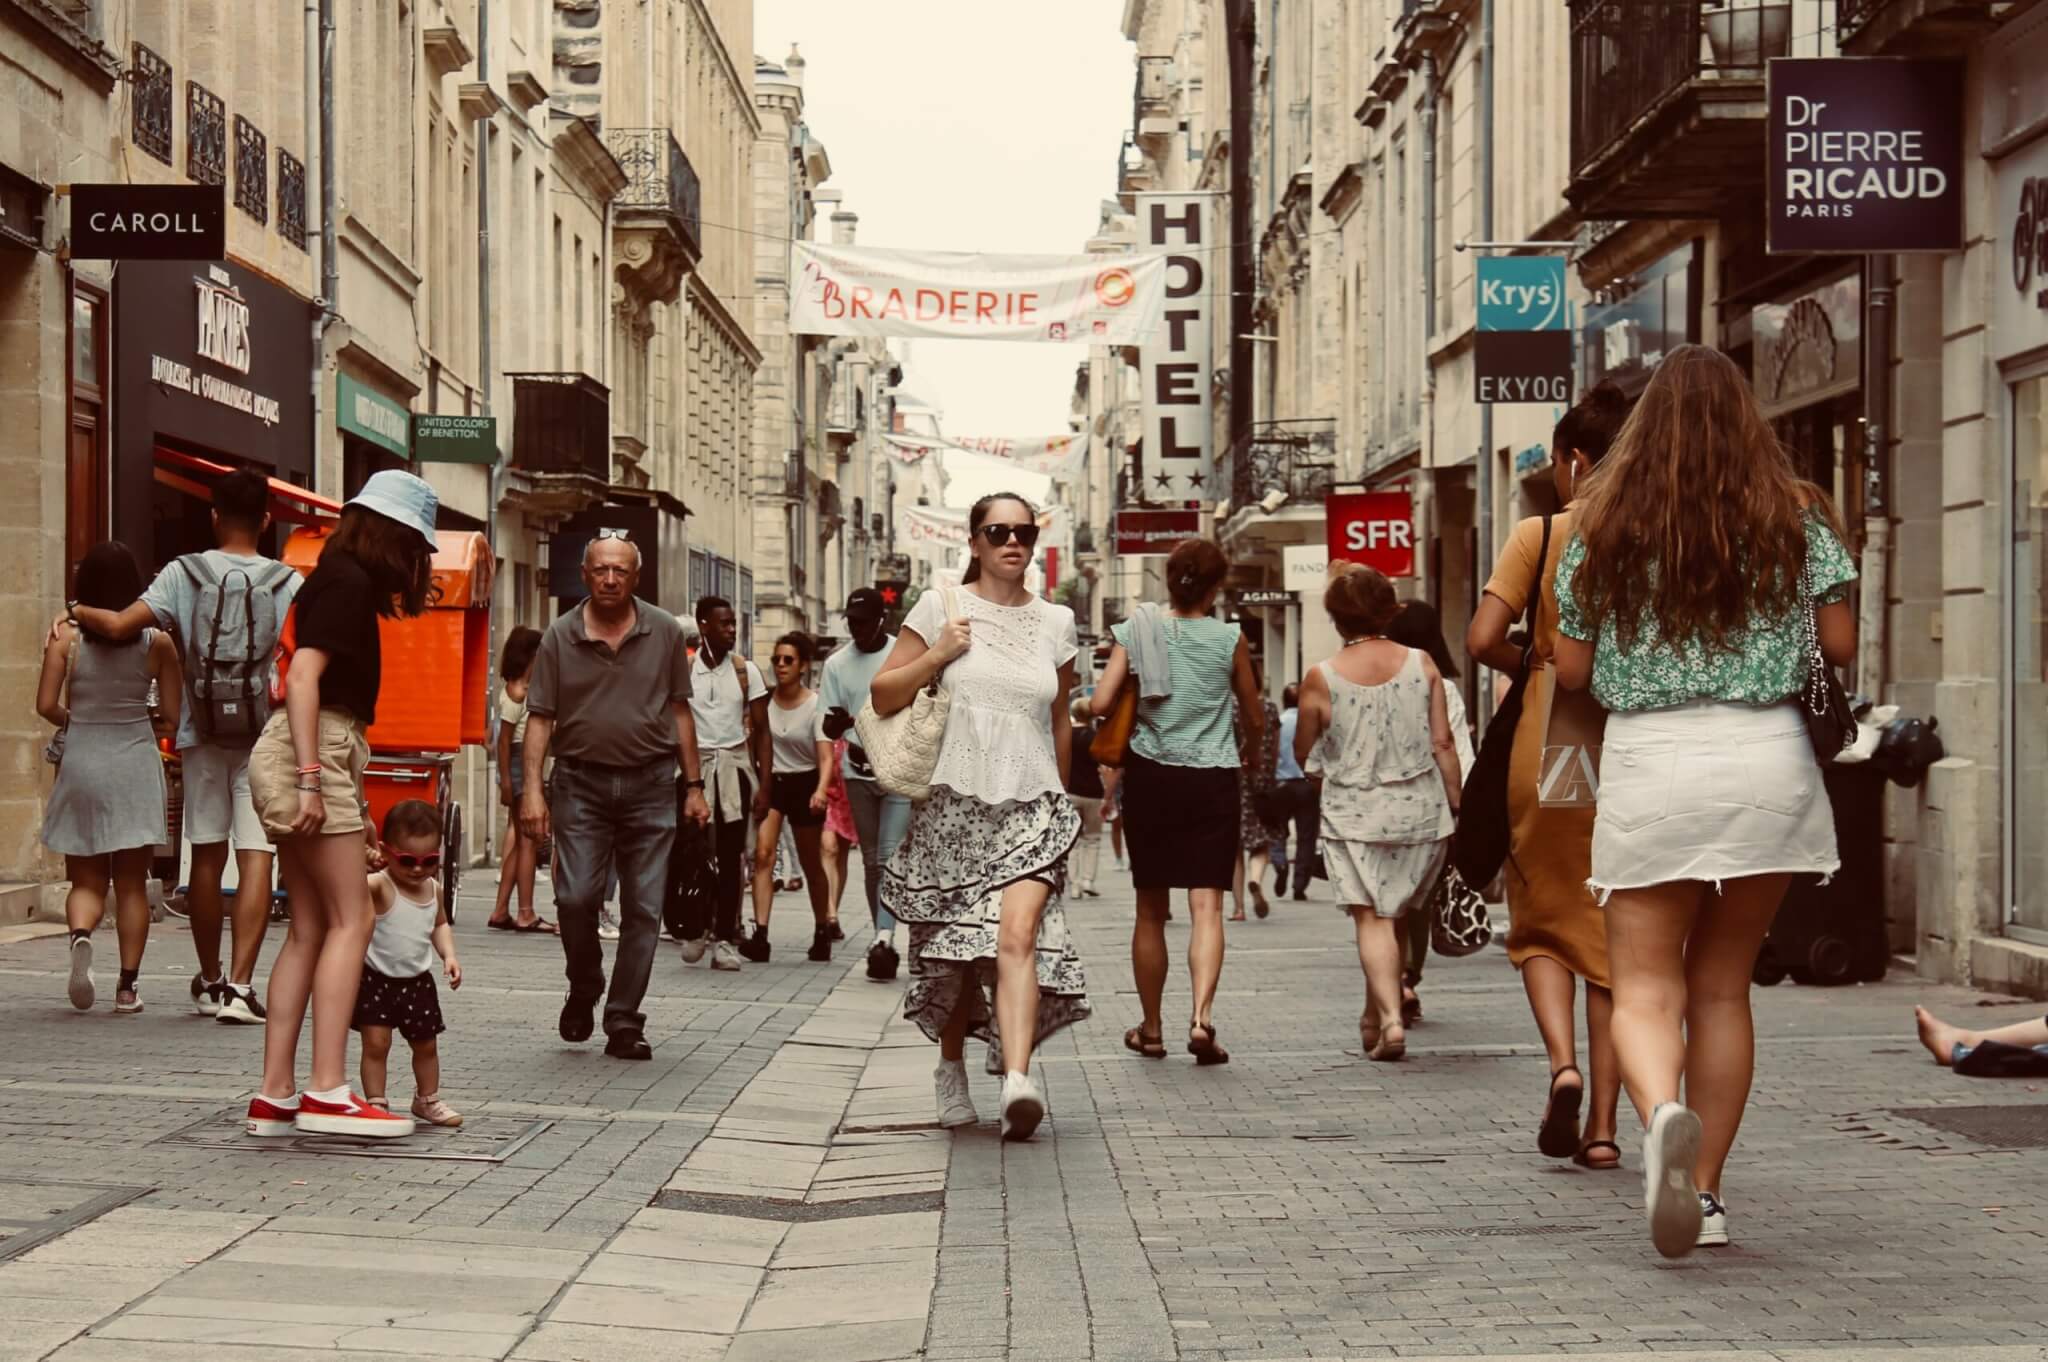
[1326,491,1416,578]
[1767,57,1963,254]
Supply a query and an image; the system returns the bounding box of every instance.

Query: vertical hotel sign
[1134,193,1213,500]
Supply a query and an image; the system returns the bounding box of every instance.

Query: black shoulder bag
[1453,515,1552,888]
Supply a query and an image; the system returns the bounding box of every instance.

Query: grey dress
[42,630,167,857]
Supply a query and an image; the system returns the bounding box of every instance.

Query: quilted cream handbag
[854,587,959,801]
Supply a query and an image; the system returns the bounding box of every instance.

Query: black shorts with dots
[351,965,445,1044]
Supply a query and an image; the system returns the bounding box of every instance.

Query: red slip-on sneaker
[294,1091,417,1139]
[246,1094,301,1137]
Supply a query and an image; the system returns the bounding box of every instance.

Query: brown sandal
[1188,1021,1230,1065]
[1573,1139,1622,1169]
[1124,1025,1166,1059]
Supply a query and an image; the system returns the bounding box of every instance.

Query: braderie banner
[793,243,1168,344]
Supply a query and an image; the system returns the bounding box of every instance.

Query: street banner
[1326,491,1416,578]
[1113,507,1201,555]
[792,242,1167,344]
[885,433,947,464]
[71,182,225,261]
[903,503,971,548]
[950,434,1086,478]
[1135,193,1216,500]
[1767,58,1963,254]
[1475,256,1572,404]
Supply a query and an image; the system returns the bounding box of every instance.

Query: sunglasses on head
[388,852,442,871]
[976,523,1040,550]
[594,527,631,542]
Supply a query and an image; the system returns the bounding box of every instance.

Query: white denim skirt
[1589,700,1838,902]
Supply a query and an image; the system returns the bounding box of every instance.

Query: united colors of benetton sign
[1767,58,1963,254]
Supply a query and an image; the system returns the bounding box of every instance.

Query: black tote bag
[1453,515,1552,888]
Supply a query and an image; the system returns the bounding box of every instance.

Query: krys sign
[1767,57,1963,254]
[1474,257,1572,404]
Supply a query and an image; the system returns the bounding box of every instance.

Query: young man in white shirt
[681,596,769,970]
[815,588,912,980]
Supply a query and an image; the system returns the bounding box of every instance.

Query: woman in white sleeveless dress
[1293,566,1461,1062]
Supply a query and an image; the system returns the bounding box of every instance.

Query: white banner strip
[793,243,1168,344]
[948,434,1085,479]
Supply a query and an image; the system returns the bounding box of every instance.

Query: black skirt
[1120,751,1240,890]
[351,965,445,1043]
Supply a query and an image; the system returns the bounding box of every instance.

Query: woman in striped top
[1092,539,1263,1065]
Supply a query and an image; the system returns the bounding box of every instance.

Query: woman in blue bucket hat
[245,470,441,1141]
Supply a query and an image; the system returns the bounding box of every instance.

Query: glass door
[2011,372,2048,941]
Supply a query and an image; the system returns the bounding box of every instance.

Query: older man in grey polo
[522,536,711,1061]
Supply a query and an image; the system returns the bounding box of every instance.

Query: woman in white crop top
[870,493,1090,1143]
[742,633,836,964]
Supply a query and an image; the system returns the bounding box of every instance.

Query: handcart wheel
[442,802,463,922]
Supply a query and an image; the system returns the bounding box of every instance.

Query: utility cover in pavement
[1890,1106,2048,1150]
[0,1178,153,1264]
[156,1108,555,1163]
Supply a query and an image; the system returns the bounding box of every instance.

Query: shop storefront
[113,258,314,568]
[1578,240,1702,397]
[336,370,411,498]
[1994,129,2048,945]
[1750,269,1866,547]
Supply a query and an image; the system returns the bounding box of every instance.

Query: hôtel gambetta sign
[70,183,225,262]
[1768,58,1964,254]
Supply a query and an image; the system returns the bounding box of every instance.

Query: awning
[152,446,342,526]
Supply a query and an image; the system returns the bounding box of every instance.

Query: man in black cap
[815,588,910,980]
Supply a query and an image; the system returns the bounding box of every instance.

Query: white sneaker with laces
[1696,1191,1729,1247]
[710,940,743,971]
[679,933,710,963]
[597,909,622,942]
[934,1060,977,1128]
[217,983,267,1025]
[1000,1070,1045,1142]
[67,938,95,1011]
[1643,1102,1704,1259]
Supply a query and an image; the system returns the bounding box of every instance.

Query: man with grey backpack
[66,469,300,1025]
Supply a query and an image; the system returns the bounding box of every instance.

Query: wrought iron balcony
[1226,420,1338,514]
[1566,0,1778,219]
[507,372,611,490]
[1835,0,2029,51]
[605,127,701,258]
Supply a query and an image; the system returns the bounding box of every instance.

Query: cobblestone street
[0,864,2042,1362]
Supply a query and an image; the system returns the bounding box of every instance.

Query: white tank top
[366,880,438,977]
[767,691,820,774]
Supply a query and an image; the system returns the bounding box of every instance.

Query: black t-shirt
[294,550,382,725]
[1067,720,1104,799]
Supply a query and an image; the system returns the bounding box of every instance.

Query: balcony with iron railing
[1226,420,1338,517]
[605,128,701,300]
[1565,0,1780,220]
[1835,0,2038,51]
[506,373,611,514]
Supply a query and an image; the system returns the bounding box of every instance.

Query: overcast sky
[752,0,1135,438]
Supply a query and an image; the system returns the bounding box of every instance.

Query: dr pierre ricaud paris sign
[1767,57,1963,254]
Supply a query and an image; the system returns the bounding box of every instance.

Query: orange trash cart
[283,527,495,919]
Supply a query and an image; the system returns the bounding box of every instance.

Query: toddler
[353,799,464,1127]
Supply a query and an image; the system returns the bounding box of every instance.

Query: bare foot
[1915,1006,1972,1066]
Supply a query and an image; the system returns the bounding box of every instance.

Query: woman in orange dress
[1466,383,1633,1170]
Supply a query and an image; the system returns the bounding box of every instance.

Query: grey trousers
[843,779,911,934]
[549,756,677,1037]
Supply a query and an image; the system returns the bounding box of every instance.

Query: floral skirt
[882,787,1089,1062]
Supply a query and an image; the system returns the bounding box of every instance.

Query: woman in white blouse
[870,493,1088,1142]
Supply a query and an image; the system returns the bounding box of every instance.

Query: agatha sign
[1767,58,1963,254]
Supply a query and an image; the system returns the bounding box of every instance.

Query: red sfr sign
[1326,491,1416,578]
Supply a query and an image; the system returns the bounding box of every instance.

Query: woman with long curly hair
[1553,345,1856,1258]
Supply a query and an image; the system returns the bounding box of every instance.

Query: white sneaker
[67,938,95,1011]
[597,909,621,942]
[190,971,222,1016]
[1643,1102,1704,1259]
[710,940,742,971]
[216,983,267,1025]
[679,933,710,963]
[934,1060,977,1129]
[1696,1191,1729,1247]
[1000,1070,1045,1142]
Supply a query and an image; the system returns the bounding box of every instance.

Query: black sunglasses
[976,523,1040,550]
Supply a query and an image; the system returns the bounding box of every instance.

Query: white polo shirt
[689,649,766,754]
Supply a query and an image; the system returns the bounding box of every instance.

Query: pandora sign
[1767,58,1963,254]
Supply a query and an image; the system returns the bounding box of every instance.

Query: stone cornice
[0,0,121,89]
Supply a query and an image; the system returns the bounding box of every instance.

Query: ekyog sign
[1768,58,1963,254]
[1474,257,1572,404]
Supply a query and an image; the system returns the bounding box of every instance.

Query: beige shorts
[180,742,272,851]
[249,707,370,838]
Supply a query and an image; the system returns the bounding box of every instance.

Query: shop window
[342,436,406,501]
[278,149,307,249]
[67,282,107,572]
[187,81,226,186]
[2012,373,2048,938]
[233,116,267,223]
[131,43,172,165]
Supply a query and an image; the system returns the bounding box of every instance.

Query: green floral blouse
[1553,512,1856,714]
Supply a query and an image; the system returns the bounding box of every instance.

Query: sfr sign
[1326,491,1415,578]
